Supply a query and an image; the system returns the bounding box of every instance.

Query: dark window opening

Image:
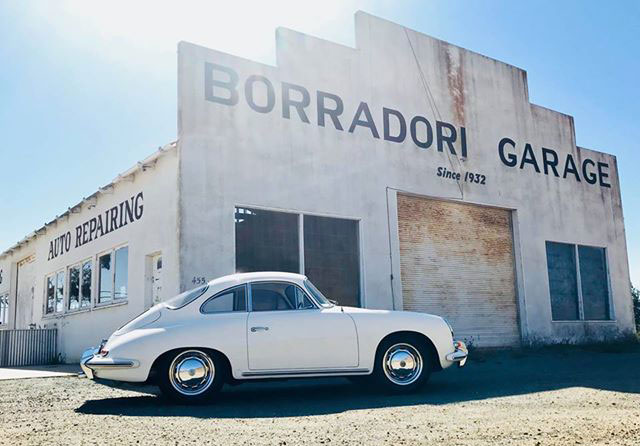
[304,215,360,307]
[546,241,579,320]
[235,207,299,273]
[545,241,611,321]
[579,246,610,320]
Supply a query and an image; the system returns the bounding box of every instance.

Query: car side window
[200,285,247,313]
[251,282,316,311]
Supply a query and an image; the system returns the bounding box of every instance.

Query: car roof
[207,271,307,288]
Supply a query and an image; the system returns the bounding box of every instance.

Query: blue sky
[0,1,638,285]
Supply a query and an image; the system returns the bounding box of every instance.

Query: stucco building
[0,12,634,361]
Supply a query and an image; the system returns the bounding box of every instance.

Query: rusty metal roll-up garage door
[397,194,520,347]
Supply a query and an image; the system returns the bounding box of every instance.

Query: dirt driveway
[0,346,639,445]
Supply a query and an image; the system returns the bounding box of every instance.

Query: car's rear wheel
[158,349,224,403]
[373,335,432,393]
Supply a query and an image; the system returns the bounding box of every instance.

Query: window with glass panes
[98,246,128,304]
[0,293,9,325]
[68,260,92,311]
[45,271,65,314]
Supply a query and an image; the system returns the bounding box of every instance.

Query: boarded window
[234,207,361,306]
[235,207,299,273]
[545,242,611,321]
[546,241,579,321]
[579,246,610,320]
[304,215,360,307]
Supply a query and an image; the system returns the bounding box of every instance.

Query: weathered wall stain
[444,45,466,126]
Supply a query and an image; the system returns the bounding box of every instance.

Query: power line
[403,27,465,199]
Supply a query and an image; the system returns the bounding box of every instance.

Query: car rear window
[165,285,209,310]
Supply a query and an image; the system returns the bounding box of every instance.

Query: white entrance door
[247,281,359,371]
[151,254,163,305]
[16,255,36,329]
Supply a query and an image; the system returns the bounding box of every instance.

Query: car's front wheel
[373,335,432,393]
[157,349,224,403]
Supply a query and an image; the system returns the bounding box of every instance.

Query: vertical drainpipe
[176,46,184,294]
[176,140,183,293]
[386,187,396,311]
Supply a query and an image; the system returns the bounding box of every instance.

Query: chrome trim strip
[85,360,136,369]
[241,368,369,377]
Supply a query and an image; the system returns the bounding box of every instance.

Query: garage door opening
[397,194,520,347]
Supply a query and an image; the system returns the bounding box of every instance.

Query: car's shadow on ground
[75,347,640,418]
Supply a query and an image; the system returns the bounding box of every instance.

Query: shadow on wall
[75,345,640,419]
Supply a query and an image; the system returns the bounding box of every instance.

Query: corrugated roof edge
[0,141,178,260]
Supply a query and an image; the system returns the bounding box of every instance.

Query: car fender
[344,308,455,371]
[103,313,249,382]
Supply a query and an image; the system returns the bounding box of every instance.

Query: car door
[247,281,359,371]
[199,284,250,373]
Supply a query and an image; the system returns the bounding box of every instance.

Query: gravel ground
[1,346,639,445]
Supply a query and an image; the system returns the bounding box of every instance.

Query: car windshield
[304,279,334,308]
[165,285,209,310]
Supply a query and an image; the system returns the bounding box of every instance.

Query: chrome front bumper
[445,340,468,367]
[80,346,137,380]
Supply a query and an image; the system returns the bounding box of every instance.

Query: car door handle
[250,326,269,332]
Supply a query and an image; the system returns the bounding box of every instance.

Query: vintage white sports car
[81,272,467,402]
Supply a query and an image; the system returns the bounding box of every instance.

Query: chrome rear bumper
[445,340,468,367]
[80,347,99,379]
[80,346,137,380]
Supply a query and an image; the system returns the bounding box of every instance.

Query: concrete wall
[177,12,634,343]
[0,148,180,361]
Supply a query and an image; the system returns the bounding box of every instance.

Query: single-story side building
[0,12,634,361]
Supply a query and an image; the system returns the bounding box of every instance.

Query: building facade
[0,146,180,360]
[0,13,634,361]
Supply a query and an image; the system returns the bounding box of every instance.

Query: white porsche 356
[81,272,467,402]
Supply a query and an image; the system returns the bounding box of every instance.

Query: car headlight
[442,317,454,337]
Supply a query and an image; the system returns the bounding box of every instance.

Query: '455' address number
[192,276,207,285]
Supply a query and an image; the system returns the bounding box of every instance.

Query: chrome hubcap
[169,350,215,396]
[383,343,423,386]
